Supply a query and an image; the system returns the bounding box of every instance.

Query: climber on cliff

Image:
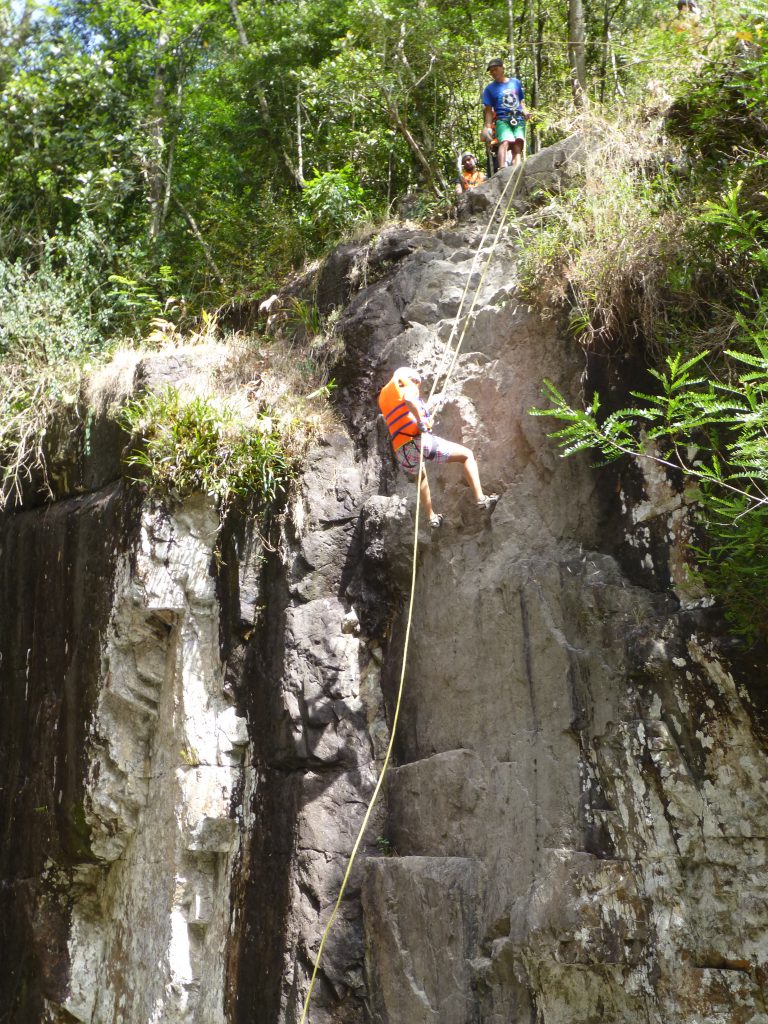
[481,58,530,171]
[378,366,498,529]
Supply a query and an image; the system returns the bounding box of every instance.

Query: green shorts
[496,119,525,143]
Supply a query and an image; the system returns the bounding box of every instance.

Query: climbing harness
[298,159,527,1024]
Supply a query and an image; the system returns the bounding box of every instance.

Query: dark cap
[486,58,504,70]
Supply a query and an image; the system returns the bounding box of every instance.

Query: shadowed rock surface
[2,139,768,1024]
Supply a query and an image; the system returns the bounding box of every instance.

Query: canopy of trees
[0,0,738,313]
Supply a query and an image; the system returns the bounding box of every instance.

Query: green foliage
[375,835,395,856]
[285,297,325,339]
[0,213,174,362]
[695,503,768,643]
[0,221,109,362]
[6,0,760,313]
[300,165,373,248]
[533,342,768,640]
[120,387,295,512]
[0,214,146,508]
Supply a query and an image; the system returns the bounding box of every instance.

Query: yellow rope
[429,164,525,400]
[297,158,526,1024]
[297,444,424,1024]
[429,161,526,408]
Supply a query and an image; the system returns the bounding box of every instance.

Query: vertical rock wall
[67,496,245,1024]
[2,149,768,1024]
[0,485,130,1023]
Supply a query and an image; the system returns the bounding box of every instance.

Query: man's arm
[403,394,432,432]
[516,80,530,119]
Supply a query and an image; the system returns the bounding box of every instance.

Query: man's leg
[426,435,487,501]
[417,466,435,519]
[511,124,526,168]
[423,434,498,510]
[444,447,485,501]
[496,139,509,171]
[511,138,525,167]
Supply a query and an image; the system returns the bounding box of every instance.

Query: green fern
[531,344,768,641]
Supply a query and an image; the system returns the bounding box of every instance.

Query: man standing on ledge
[481,58,530,170]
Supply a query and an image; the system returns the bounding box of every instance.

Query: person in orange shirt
[455,152,486,195]
[379,366,498,528]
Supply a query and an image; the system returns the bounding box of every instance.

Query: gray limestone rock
[460,133,588,219]
[2,133,768,1024]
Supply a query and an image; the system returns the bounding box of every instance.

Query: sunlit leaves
[532,341,768,638]
[120,386,295,511]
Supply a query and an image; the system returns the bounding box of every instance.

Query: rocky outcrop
[2,141,768,1024]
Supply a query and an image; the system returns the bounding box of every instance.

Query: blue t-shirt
[482,78,525,123]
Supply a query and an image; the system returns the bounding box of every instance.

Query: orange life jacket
[378,376,421,450]
[460,169,485,191]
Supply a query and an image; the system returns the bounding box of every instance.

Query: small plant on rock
[120,386,296,513]
[375,835,396,856]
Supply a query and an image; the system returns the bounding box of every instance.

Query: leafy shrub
[532,345,768,641]
[0,215,176,506]
[120,387,296,512]
[0,220,114,363]
[300,165,372,248]
[0,214,173,367]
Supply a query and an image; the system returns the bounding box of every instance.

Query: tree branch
[174,199,225,285]
[228,0,249,47]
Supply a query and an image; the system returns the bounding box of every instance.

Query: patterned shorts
[394,434,453,477]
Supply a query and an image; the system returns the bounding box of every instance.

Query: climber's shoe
[476,494,499,512]
[429,512,444,529]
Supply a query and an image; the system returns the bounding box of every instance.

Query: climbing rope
[297,159,527,1024]
[429,162,525,408]
[428,164,525,405]
[297,440,424,1024]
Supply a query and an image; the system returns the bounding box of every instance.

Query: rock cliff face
[2,148,768,1024]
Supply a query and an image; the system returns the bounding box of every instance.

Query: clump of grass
[120,386,298,512]
[516,113,685,350]
[0,361,82,508]
[116,306,342,513]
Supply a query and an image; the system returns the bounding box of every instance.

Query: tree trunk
[536,0,545,105]
[607,29,625,99]
[568,0,588,106]
[599,0,609,103]
[386,102,446,198]
[174,200,225,285]
[228,0,249,47]
[526,0,540,152]
[507,0,515,73]
[148,61,167,242]
[296,87,304,184]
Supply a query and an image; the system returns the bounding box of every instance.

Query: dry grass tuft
[2,306,344,510]
[516,110,686,351]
